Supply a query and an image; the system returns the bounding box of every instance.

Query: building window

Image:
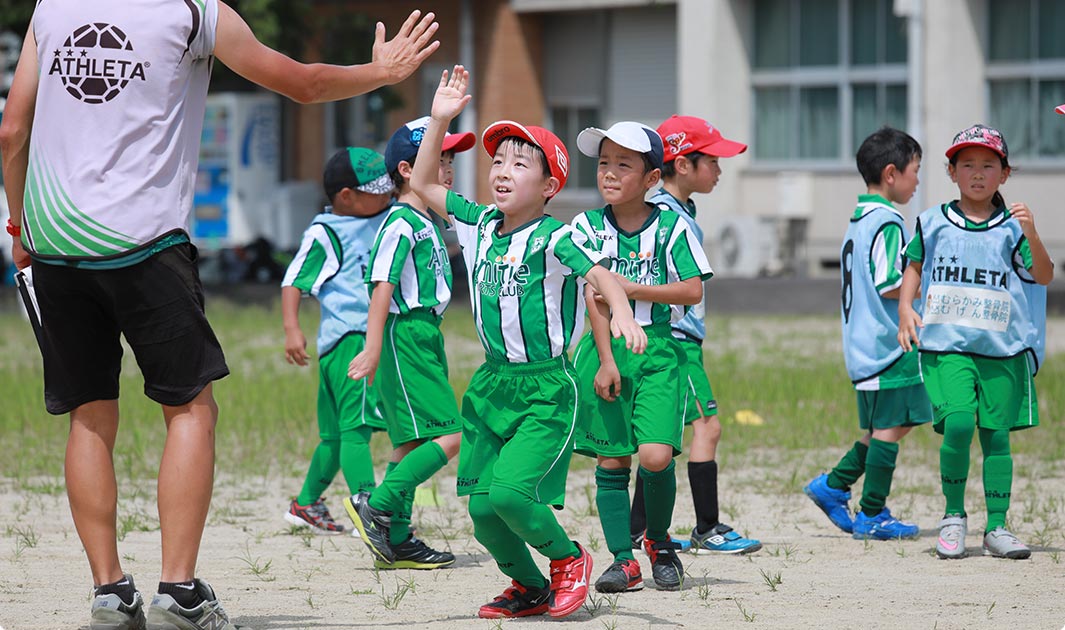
[987,0,1065,158]
[751,0,908,162]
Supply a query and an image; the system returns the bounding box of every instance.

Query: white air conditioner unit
[710,216,780,278]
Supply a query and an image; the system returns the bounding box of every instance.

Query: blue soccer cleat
[690,523,762,555]
[851,507,919,540]
[804,473,854,533]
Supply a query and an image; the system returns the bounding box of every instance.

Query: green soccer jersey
[366,203,452,315]
[446,190,603,363]
[572,204,713,327]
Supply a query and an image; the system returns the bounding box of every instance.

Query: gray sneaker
[983,527,1031,559]
[91,582,146,630]
[935,514,967,559]
[146,579,239,630]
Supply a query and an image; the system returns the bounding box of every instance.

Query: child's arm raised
[282,286,310,366]
[897,262,923,352]
[586,266,648,355]
[411,66,472,220]
[1010,203,1055,285]
[586,284,622,401]
[348,281,395,386]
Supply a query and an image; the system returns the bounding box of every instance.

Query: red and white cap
[656,115,747,162]
[1056,104,1065,115]
[945,124,1008,160]
[481,120,570,195]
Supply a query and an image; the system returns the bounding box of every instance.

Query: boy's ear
[674,155,693,175]
[881,163,898,186]
[398,161,414,179]
[644,168,661,189]
[542,176,562,199]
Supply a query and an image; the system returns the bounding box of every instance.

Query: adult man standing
[0,3,439,629]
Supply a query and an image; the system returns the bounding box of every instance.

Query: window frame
[748,0,909,168]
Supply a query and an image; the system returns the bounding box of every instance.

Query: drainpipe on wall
[455,0,477,199]
[896,0,925,221]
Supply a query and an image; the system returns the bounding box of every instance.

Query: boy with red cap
[409,66,647,620]
[345,116,475,570]
[627,115,763,555]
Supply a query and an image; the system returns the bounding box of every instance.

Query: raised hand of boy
[431,65,472,124]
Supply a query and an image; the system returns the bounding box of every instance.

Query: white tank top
[24,0,217,260]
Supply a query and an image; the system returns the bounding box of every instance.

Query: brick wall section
[473,3,544,202]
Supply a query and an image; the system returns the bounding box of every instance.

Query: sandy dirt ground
[3,452,1064,630]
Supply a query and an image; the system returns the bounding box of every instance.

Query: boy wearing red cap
[625,115,763,555]
[410,66,647,620]
[345,116,476,570]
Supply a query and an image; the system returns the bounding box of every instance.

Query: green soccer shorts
[571,326,684,458]
[921,352,1039,433]
[678,338,718,424]
[856,382,933,431]
[374,311,461,445]
[456,356,580,509]
[318,333,385,439]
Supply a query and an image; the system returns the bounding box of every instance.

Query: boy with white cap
[570,121,713,593]
[628,115,762,555]
[345,116,475,570]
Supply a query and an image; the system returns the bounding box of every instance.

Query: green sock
[940,412,976,517]
[339,426,376,495]
[595,466,635,562]
[640,461,677,542]
[979,428,1012,531]
[369,441,448,545]
[490,485,578,561]
[859,438,899,516]
[468,493,547,589]
[828,440,868,490]
[297,439,340,506]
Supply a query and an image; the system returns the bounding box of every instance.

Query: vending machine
[192,92,281,250]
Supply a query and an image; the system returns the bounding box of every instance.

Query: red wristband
[5,219,20,237]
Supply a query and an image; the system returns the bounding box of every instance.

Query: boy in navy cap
[345,117,474,570]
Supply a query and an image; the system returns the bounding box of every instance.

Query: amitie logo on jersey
[475,256,530,297]
[614,252,660,284]
[48,23,147,104]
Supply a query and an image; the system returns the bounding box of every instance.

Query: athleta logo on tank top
[48,23,147,104]
[928,254,1011,289]
[475,256,530,297]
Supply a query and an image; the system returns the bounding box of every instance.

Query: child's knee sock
[489,485,579,561]
[630,473,647,537]
[368,440,448,545]
[859,438,898,516]
[468,493,546,588]
[979,428,1012,531]
[596,466,636,561]
[940,412,976,516]
[297,439,340,505]
[828,440,868,490]
[339,426,376,495]
[640,461,677,542]
[689,460,720,533]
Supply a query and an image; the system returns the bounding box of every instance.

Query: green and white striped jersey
[365,203,452,315]
[572,205,713,327]
[446,190,603,363]
[25,0,218,260]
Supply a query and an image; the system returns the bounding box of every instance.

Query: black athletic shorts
[31,243,229,415]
